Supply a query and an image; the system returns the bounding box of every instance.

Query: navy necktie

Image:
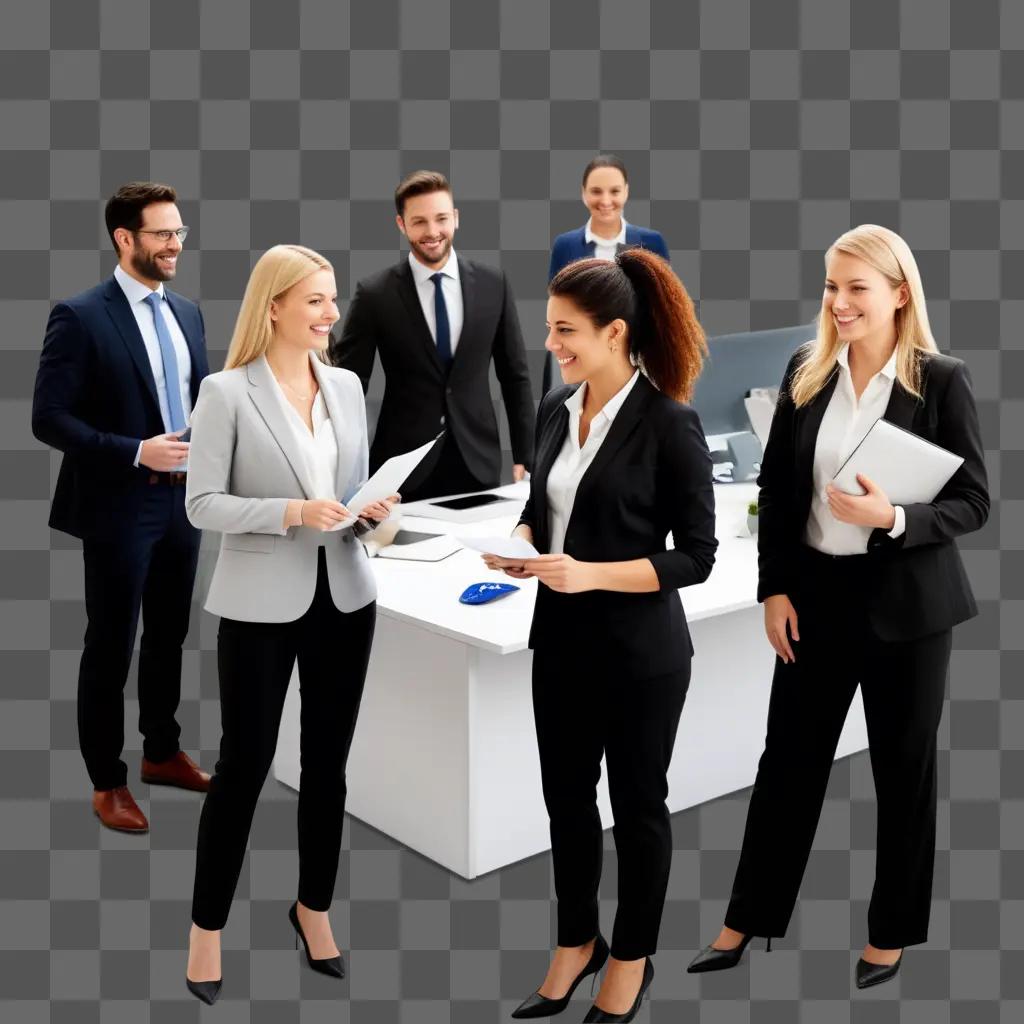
[143,292,186,432]
[430,272,452,369]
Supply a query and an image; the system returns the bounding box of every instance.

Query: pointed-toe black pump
[185,977,222,1005]
[510,933,609,1019]
[687,933,771,973]
[581,956,654,1023]
[855,952,902,989]
[288,901,346,979]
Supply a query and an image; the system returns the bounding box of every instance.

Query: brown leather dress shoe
[141,751,212,793]
[93,786,149,833]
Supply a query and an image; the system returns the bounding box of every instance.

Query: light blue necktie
[143,292,186,432]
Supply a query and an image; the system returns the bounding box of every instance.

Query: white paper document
[832,418,964,504]
[330,435,441,531]
[455,535,540,560]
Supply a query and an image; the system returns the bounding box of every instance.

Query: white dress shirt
[114,265,193,467]
[805,343,906,555]
[585,217,628,262]
[546,370,640,555]
[408,249,464,356]
[264,358,339,500]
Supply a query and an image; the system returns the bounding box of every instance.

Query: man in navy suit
[32,182,212,832]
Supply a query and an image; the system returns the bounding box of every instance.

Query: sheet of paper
[456,535,540,560]
[329,434,442,531]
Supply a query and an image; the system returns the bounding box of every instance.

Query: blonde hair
[224,245,334,369]
[789,224,939,407]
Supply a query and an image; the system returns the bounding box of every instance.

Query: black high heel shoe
[510,933,609,1019]
[288,901,346,979]
[185,977,222,1005]
[687,933,771,973]
[582,956,654,1023]
[855,951,902,989]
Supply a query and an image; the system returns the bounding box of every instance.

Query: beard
[408,234,452,268]
[131,247,176,282]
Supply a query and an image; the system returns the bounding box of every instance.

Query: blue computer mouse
[459,582,521,605]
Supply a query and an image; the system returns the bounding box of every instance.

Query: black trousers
[191,549,376,930]
[532,648,690,960]
[725,547,952,949]
[399,432,497,503]
[78,477,200,791]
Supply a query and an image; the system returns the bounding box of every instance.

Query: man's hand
[512,464,527,482]
[139,430,190,471]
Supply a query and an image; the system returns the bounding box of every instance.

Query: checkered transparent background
[0,0,1021,1019]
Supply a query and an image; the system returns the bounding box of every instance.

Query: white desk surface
[369,480,761,655]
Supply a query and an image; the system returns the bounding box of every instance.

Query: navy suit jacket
[542,224,671,394]
[31,276,209,540]
[548,223,670,282]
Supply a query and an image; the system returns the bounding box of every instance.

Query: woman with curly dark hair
[485,248,717,1021]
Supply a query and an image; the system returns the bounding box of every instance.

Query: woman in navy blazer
[541,155,670,395]
[488,249,716,1021]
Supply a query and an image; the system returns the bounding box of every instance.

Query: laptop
[832,418,964,504]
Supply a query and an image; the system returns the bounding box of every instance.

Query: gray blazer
[185,353,377,622]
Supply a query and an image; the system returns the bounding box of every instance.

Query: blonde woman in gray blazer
[183,245,397,1005]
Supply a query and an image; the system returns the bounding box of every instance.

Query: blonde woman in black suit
[689,225,989,989]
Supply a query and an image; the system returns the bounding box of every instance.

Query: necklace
[280,377,315,401]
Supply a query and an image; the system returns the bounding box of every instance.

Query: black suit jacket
[31,276,209,540]
[329,256,535,482]
[757,349,989,642]
[519,375,718,676]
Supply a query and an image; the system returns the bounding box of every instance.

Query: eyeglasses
[134,227,190,243]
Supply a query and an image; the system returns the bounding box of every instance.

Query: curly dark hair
[548,248,707,402]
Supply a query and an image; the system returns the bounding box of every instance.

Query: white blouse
[265,359,339,503]
[546,370,640,555]
[805,344,906,555]
[585,217,628,262]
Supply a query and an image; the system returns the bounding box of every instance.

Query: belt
[800,544,870,563]
[148,471,187,486]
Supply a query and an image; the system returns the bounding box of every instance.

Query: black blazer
[31,276,209,541]
[329,256,535,482]
[758,349,990,642]
[519,374,718,676]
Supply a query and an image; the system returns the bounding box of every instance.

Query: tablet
[429,493,514,512]
[832,418,964,505]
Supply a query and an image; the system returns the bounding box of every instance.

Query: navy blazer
[548,223,670,282]
[758,349,989,642]
[542,224,671,395]
[519,374,717,676]
[32,276,209,540]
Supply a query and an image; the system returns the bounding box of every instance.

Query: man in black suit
[329,170,535,500]
[32,182,212,833]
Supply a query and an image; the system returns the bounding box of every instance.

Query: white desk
[273,481,868,879]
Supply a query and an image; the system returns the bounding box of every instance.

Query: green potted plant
[746,500,759,536]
